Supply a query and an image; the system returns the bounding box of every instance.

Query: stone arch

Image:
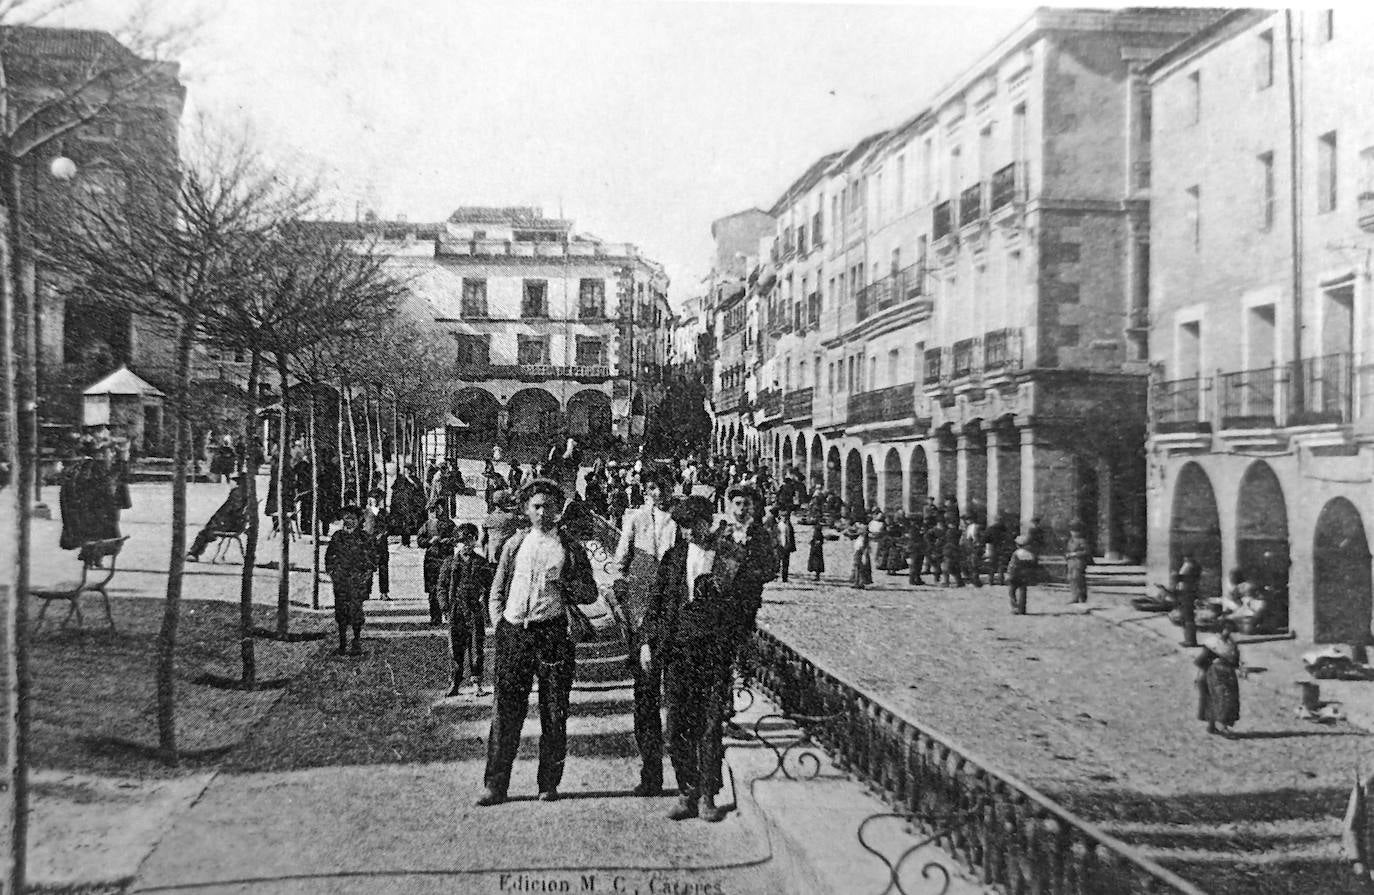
[1170,461,1223,600]
[909,446,929,512]
[864,454,878,511]
[781,436,794,469]
[845,448,864,515]
[826,445,841,494]
[1235,460,1291,630]
[507,387,561,437]
[883,447,903,513]
[810,435,824,492]
[1314,498,1373,645]
[566,389,612,447]
[794,433,807,479]
[453,386,500,435]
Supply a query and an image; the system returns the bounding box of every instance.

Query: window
[522,279,548,317]
[922,136,934,202]
[828,362,835,394]
[887,348,899,385]
[812,208,823,248]
[868,356,877,390]
[813,355,821,388]
[1012,104,1027,164]
[578,278,605,319]
[896,154,906,213]
[517,335,549,365]
[1319,131,1338,213]
[575,336,605,366]
[1259,151,1275,230]
[847,356,855,393]
[831,195,840,243]
[798,360,807,388]
[1318,9,1334,42]
[797,223,807,255]
[784,358,792,391]
[461,278,487,317]
[1186,185,1201,249]
[876,171,884,223]
[454,333,490,366]
[1188,70,1201,125]
[1257,29,1274,90]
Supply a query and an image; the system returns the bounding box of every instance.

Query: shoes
[335,646,347,656]
[475,788,506,807]
[538,789,559,802]
[185,554,198,563]
[666,796,698,821]
[445,681,463,698]
[348,642,362,656]
[380,593,392,601]
[698,794,726,823]
[722,720,750,740]
[632,780,663,797]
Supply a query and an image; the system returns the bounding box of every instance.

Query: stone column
[1098,454,1120,560]
[1020,420,1078,541]
[957,428,988,520]
[936,433,958,505]
[986,429,1003,522]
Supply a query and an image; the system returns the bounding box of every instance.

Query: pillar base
[32,502,52,520]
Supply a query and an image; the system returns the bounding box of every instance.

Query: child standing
[325,505,376,656]
[1006,534,1039,615]
[777,509,796,583]
[438,523,494,697]
[850,525,873,589]
[417,503,456,625]
[807,520,825,581]
[364,488,391,600]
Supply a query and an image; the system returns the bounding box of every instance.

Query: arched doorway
[864,455,878,511]
[845,448,863,515]
[883,448,903,513]
[1236,461,1291,630]
[1169,462,1223,600]
[909,446,929,512]
[452,387,501,457]
[781,436,794,470]
[795,433,807,479]
[566,389,613,448]
[826,445,841,494]
[507,388,561,439]
[1314,498,1372,645]
[810,435,824,492]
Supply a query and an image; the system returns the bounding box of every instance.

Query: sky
[58,0,1051,306]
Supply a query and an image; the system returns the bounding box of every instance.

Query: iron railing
[856,263,929,322]
[982,328,1023,372]
[455,363,615,381]
[756,388,782,418]
[716,385,744,413]
[742,629,1210,895]
[933,201,954,241]
[990,163,1020,211]
[1218,365,1280,428]
[1151,376,1209,429]
[959,182,984,225]
[783,387,814,422]
[1288,352,1353,425]
[847,383,915,426]
[952,338,978,378]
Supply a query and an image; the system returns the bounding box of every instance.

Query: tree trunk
[238,349,261,685]
[344,382,361,505]
[362,384,375,497]
[335,384,345,514]
[309,393,321,611]
[274,352,292,638]
[158,310,198,762]
[0,191,30,895]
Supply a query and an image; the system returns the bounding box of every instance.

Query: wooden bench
[31,536,129,633]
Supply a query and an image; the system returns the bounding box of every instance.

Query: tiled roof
[1,26,139,62]
[768,150,845,216]
[447,207,571,229]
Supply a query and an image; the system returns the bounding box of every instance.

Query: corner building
[735,7,1218,559]
[1145,9,1374,644]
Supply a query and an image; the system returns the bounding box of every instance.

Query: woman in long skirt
[807,520,825,581]
[850,527,873,589]
[1195,621,1243,737]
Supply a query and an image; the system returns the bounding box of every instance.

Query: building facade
[714,7,1219,559]
[332,207,669,460]
[705,208,774,458]
[1146,8,1374,644]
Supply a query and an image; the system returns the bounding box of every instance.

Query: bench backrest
[81,536,129,589]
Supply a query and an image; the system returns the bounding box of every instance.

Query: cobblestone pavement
[760,532,1373,894]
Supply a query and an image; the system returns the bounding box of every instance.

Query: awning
[82,364,165,398]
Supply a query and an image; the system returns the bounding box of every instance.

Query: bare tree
[0,9,193,892]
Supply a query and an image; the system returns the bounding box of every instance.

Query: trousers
[484,618,574,795]
[631,646,664,788]
[449,598,486,680]
[664,635,729,798]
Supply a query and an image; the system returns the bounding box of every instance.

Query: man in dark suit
[186,474,250,561]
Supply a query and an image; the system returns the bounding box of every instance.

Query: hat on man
[1015,534,1030,547]
[671,495,715,529]
[492,489,513,509]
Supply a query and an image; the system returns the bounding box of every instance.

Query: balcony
[1288,353,1353,426]
[952,338,978,379]
[1361,192,1374,234]
[717,385,744,413]
[922,347,944,387]
[982,328,1023,374]
[1218,365,1281,429]
[856,263,931,323]
[756,388,782,420]
[1152,376,1211,433]
[783,387,814,423]
[933,200,954,241]
[847,383,916,427]
[990,163,1021,212]
[959,182,984,227]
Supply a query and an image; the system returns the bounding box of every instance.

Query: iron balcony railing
[933,200,954,240]
[455,363,615,381]
[756,388,782,419]
[990,162,1021,211]
[1289,352,1354,425]
[783,387,814,422]
[1151,375,1210,430]
[742,630,1211,895]
[856,263,930,322]
[717,385,743,413]
[1218,365,1280,428]
[959,182,984,225]
[923,347,943,384]
[847,383,915,426]
[952,338,978,378]
[982,328,1023,372]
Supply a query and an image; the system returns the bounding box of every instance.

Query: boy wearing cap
[439,523,493,696]
[1006,534,1039,615]
[325,505,376,655]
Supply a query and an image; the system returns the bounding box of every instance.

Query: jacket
[488,527,599,626]
[438,551,494,614]
[325,527,377,581]
[613,502,679,632]
[646,540,752,654]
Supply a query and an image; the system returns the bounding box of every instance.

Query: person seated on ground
[1219,568,1267,626]
[186,474,250,561]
